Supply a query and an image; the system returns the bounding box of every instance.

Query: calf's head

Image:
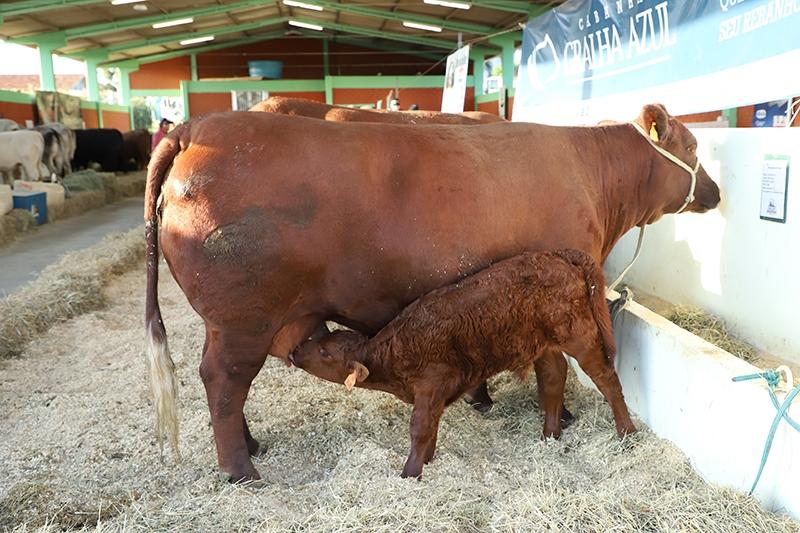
[290,331,370,390]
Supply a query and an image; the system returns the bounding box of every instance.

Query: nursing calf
[290,249,637,478]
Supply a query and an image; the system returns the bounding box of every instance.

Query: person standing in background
[389,98,401,111]
[152,118,173,149]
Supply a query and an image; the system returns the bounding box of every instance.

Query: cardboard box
[13,180,65,208]
[0,184,12,216]
[12,190,48,225]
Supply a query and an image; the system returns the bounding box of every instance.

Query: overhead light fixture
[133,4,148,10]
[288,20,324,31]
[403,21,442,32]
[283,0,324,11]
[180,35,214,45]
[153,18,194,29]
[424,0,470,9]
[111,0,147,4]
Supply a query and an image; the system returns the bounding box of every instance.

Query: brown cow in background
[122,129,152,171]
[290,249,636,478]
[249,96,505,124]
[145,104,719,483]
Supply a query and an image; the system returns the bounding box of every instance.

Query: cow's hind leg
[568,339,636,439]
[199,328,270,482]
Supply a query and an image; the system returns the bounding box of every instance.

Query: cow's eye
[320,348,330,358]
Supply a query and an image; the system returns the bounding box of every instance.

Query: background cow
[249,96,505,124]
[0,119,22,132]
[145,104,720,483]
[72,128,125,172]
[122,129,152,171]
[0,130,44,183]
[290,250,636,478]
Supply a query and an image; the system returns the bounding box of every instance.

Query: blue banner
[513,0,800,125]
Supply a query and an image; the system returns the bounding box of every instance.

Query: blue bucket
[248,61,283,79]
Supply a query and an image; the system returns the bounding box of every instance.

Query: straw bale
[63,170,105,192]
[0,261,797,532]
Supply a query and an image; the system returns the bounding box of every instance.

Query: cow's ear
[344,362,369,390]
[640,104,669,143]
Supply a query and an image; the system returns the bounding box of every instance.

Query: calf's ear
[344,362,370,391]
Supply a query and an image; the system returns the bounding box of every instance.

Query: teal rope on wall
[733,369,800,494]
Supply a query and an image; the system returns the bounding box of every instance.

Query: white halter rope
[630,121,700,214]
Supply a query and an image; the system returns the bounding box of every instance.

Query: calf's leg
[403,391,446,478]
[535,350,574,428]
[568,339,636,439]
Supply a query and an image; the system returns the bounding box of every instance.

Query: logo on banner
[524,0,677,93]
[527,35,560,91]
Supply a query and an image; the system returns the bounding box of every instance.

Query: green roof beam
[0,0,107,24]
[7,0,270,44]
[290,0,494,35]
[102,32,286,67]
[293,17,457,50]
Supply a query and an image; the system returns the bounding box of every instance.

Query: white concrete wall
[571,295,800,520]
[605,127,800,366]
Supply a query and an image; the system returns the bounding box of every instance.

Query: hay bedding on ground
[0,237,798,532]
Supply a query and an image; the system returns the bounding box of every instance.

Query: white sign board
[760,155,790,223]
[441,46,470,114]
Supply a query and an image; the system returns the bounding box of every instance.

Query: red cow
[122,129,152,171]
[249,96,505,124]
[290,249,637,478]
[145,103,720,482]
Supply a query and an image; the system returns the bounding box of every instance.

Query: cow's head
[289,331,370,390]
[635,104,721,220]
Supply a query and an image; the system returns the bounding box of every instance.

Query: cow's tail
[557,249,618,366]
[144,128,185,459]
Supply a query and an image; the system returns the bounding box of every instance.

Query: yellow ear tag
[649,123,659,142]
[344,370,358,391]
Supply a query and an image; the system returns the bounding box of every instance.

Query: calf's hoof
[560,406,574,429]
[463,396,494,413]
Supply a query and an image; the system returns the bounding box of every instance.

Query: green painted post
[35,34,67,92]
[470,49,487,99]
[191,54,198,81]
[82,50,108,102]
[722,108,738,128]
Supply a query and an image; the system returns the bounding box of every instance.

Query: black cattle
[72,128,125,172]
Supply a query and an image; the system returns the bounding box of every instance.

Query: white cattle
[0,119,22,132]
[0,130,44,183]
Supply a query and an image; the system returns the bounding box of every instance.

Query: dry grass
[666,304,757,363]
[0,253,798,531]
[0,226,144,357]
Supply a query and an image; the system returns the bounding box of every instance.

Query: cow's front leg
[199,329,268,483]
[402,391,445,479]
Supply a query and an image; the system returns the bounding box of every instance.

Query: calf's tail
[557,249,618,365]
[144,128,185,458]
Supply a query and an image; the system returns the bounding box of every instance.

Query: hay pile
[0,257,798,531]
[0,170,146,249]
[666,304,757,363]
[0,226,144,357]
